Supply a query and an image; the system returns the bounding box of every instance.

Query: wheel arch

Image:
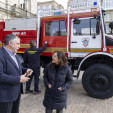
[77,52,113,78]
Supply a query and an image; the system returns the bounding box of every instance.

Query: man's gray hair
[4,34,20,46]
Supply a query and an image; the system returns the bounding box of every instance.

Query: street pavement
[20,70,113,113]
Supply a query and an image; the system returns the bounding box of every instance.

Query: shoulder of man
[0,47,6,56]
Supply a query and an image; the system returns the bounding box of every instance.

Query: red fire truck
[0,5,113,99]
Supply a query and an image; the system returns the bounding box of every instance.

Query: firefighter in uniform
[24,40,47,95]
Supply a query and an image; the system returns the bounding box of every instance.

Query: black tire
[82,64,113,99]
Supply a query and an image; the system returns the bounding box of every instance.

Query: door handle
[71,41,77,43]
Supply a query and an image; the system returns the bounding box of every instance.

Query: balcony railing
[0,1,35,18]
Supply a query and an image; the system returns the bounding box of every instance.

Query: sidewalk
[20,70,113,113]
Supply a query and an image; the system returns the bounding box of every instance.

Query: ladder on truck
[36,2,105,56]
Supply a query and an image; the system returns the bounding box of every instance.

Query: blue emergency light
[93,1,97,6]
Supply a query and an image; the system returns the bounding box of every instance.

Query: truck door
[43,20,67,54]
[70,17,101,57]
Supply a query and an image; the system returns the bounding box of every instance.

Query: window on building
[20,4,22,8]
[54,5,58,10]
[38,6,40,9]
[104,13,110,21]
[105,25,110,34]
[82,2,88,7]
[103,0,113,9]
[20,0,25,9]
[20,0,24,3]
[23,3,25,9]
[43,5,46,9]
[73,18,98,36]
[49,5,51,9]
[45,21,67,36]
[70,0,92,8]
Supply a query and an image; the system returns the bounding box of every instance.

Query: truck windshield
[73,18,97,36]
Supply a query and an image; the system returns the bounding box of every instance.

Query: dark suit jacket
[0,47,27,102]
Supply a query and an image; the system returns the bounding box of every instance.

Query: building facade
[0,0,37,20]
[67,0,100,8]
[37,0,64,13]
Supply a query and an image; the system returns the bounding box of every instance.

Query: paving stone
[20,69,113,113]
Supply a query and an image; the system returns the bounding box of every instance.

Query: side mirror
[96,20,100,34]
[73,18,80,24]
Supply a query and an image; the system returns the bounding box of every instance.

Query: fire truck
[1,4,113,99]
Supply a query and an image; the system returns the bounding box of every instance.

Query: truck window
[45,20,67,36]
[73,18,97,36]
[91,18,97,35]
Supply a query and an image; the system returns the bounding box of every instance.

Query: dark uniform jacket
[0,47,27,102]
[43,63,73,109]
[23,43,47,71]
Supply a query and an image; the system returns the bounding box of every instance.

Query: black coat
[43,63,73,110]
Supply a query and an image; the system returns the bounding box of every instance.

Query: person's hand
[20,74,30,83]
[45,41,48,44]
[58,87,62,91]
[25,69,33,76]
[48,84,52,88]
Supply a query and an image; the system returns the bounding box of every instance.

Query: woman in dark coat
[43,51,73,113]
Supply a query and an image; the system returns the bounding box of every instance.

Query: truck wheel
[82,64,113,99]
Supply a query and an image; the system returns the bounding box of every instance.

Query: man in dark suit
[0,34,33,113]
